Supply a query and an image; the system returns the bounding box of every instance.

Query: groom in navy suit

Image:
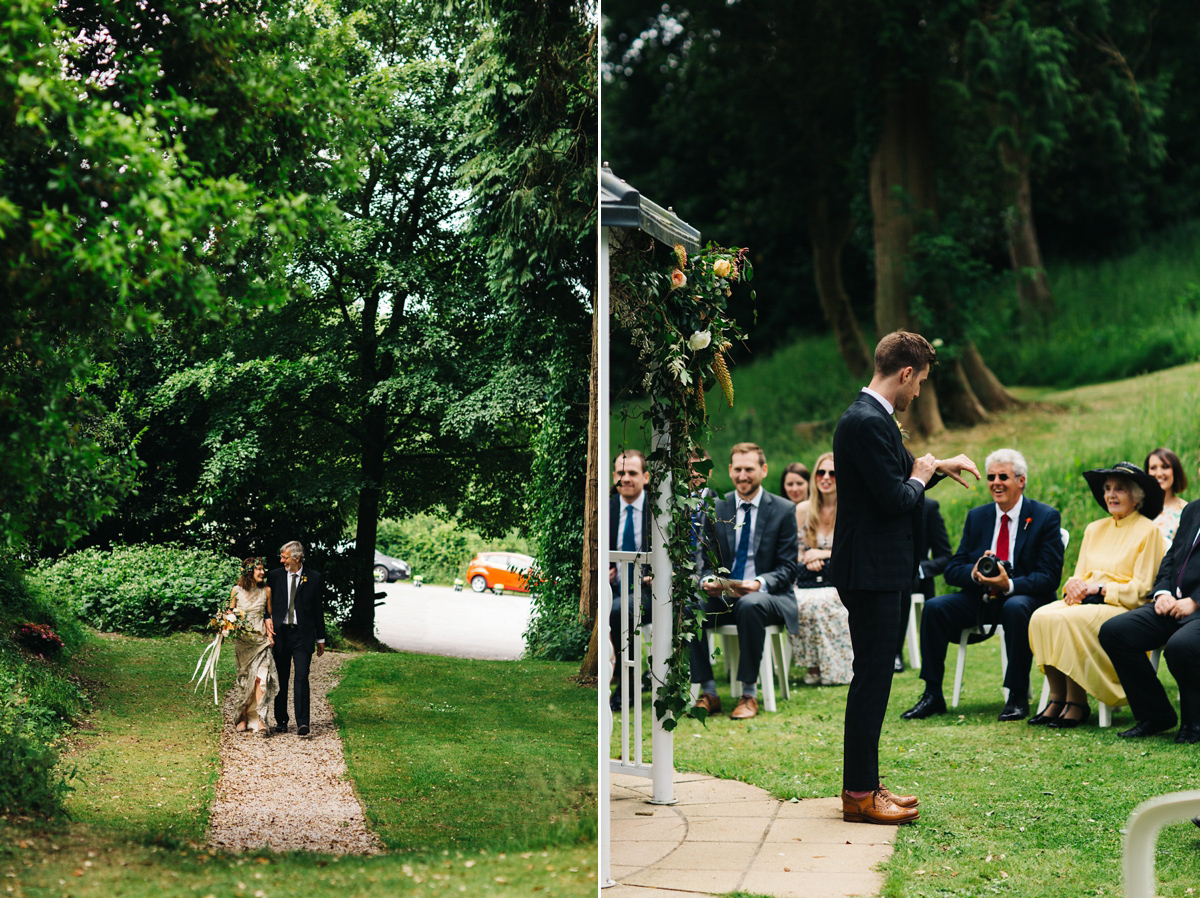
[901,448,1064,722]
[830,331,978,824]
[268,540,327,735]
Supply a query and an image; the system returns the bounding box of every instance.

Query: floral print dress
[789,531,854,685]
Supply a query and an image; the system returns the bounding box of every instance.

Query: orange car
[466,551,535,594]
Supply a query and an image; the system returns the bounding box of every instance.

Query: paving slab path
[608,772,897,898]
[206,651,383,854]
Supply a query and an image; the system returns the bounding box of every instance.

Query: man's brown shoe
[878,783,919,809]
[692,692,722,715]
[730,695,759,720]
[841,789,920,825]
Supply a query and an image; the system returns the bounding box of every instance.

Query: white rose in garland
[687,330,712,351]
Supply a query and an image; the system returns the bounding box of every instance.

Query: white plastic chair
[1123,789,1200,898]
[707,624,791,712]
[950,527,1069,707]
[905,592,924,670]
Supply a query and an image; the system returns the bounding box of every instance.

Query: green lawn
[2,632,597,897]
[614,363,1200,897]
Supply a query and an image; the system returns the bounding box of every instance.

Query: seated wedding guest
[780,462,811,506]
[1099,461,1200,742]
[1028,462,1166,728]
[608,449,652,712]
[895,497,952,673]
[691,442,799,720]
[901,449,1064,721]
[790,452,852,685]
[1145,447,1188,543]
[687,447,719,549]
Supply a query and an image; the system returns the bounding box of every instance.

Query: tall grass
[985,218,1200,387]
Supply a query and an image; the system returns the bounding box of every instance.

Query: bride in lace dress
[230,558,280,733]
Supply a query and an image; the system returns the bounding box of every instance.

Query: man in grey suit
[691,442,799,720]
[830,331,978,824]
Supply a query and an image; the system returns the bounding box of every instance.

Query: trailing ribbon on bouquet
[191,607,253,704]
[191,631,225,705]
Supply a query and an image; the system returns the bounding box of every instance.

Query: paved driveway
[372,581,533,660]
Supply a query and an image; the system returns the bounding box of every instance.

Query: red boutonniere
[1024,517,1032,531]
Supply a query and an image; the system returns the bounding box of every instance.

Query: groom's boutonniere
[1024,516,1032,531]
[301,576,308,586]
[893,415,910,440]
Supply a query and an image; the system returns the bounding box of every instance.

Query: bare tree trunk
[808,198,871,378]
[960,340,1020,411]
[1001,143,1055,320]
[578,299,600,681]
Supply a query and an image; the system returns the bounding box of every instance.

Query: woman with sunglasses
[790,452,853,685]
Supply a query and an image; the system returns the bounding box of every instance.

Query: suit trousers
[1099,602,1200,727]
[841,588,903,792]
[919,591,1048,700]
[272,624,313,728]
[689,590,789,689]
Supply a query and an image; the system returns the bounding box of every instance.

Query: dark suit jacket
[1152,500,1200,599]
[914,498,953,596]
[943,497,1064,600]
[698,488,799,631]
[829,391,942,593]
[267,565,327,643]
[609,491,653,595]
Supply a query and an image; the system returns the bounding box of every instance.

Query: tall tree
[459,0,598,667]
[1,0,337,552]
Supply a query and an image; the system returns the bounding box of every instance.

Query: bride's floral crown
[241,557,266,575]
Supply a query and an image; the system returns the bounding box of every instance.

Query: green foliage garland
[612,235,754,729]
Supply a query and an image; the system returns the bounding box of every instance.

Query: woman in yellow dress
[1028,462,1166,728]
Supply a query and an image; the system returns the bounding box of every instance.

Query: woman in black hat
[1027,462,1168,728]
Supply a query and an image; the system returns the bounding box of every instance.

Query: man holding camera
[902,448,1064,722]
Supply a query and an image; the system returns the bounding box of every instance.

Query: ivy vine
[611,233,755,729]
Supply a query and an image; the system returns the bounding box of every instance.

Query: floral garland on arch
[611,235,754,729]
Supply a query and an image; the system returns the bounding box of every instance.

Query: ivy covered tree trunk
[808,198,872,378]
[1002,143,1056,321]
[579,301,601,681]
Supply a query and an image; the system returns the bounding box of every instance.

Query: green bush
[375,514,531,585]
[0,560,83,818]
[37,544,239,636]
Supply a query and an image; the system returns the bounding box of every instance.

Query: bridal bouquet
[191,608,255,704]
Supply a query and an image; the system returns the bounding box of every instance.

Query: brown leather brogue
[878,783,919,809]
[841,789,920,825]
[730,695,759,720]
[692,692,722,715]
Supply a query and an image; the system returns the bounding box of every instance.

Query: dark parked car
[373,551,411,583]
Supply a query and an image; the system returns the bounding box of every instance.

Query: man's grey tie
[287,573,298,625]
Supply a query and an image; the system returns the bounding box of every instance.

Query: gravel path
[206,651,383,854]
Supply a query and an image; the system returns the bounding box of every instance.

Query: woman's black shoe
[1028,698,1065,726]
[1047,701,1090,729]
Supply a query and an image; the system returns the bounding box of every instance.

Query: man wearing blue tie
[609,449,653,712]
[691,443,799,720]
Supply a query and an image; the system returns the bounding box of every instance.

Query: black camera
[976,555,1012,579]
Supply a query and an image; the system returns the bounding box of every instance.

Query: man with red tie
[901,448,1064,722]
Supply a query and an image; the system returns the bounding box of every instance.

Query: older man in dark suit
[691,442,799,721]
[830,331,978,825]
[1100,494,1200,743]
[901,448,1064,722]
[268,540,327,736]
